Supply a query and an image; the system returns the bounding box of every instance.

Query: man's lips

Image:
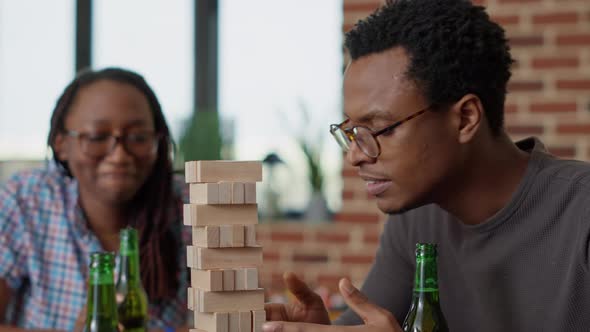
[360,174,392,196]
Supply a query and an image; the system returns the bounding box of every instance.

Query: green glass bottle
[116,227,148,331]
[84,252,119,332]
[402,243,449,332]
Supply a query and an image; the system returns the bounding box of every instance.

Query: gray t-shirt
[336,137,590,331]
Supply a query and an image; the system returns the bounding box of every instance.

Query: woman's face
[54,79,158,205]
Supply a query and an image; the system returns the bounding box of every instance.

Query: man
[262,0,590,331]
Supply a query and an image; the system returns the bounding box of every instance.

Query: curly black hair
[345,0,514,135]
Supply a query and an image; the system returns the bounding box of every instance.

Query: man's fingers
[284,272,323,307]
[338,278,398,328]
[263,321,348,332]
[265,303,290,321]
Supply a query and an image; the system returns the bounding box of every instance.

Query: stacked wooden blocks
[185,161,266,332]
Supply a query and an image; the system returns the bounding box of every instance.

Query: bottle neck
[118,249,141,285]
[87,264,118,325]
[413,254,439,293]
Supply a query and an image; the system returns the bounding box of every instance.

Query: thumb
[339,278,399,328]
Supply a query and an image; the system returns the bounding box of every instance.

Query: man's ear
[450,94,484,144]
[53,133,70,161]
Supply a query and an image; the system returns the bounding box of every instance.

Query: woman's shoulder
[2,165,69,197]
[0,164,73,221]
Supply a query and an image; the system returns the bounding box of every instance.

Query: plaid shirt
[0,164,190,329]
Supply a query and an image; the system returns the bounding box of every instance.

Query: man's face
[55,80,158,206]
[343,47,461,214]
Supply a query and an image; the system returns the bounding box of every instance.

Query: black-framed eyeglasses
[63,129,162,158]
[329,106,431,158]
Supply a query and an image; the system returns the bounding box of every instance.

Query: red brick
[556,124,590,134]
[509,35,544,47]
[505,104,518,113]
[506,125,545,135]
[343,3,381,12]
[263,251,280,262]
[491,14,520,25]
[508,81,544,92]
[270,231,304,243]
[556,80,590,91]
[531,57,579,69]
[342,23,356,33]
[557,34,590,46]
[334,213,381,224]
[293,254,328,263]
[341,254,375,265]
[316,231,350,244]
[530,102,577,113]
[548,146,576,159]
[363,232,381,244]
[533,12,579,25]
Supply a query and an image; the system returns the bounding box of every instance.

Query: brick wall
[260,0,590,304]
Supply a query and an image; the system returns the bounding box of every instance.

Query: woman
[0,68,189,330]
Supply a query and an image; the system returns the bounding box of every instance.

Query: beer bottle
[116,227,148,331]
[402,243,449,332]
[84,252,119,332]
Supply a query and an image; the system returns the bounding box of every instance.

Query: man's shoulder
[537,155,590,191]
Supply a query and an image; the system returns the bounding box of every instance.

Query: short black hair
[345,0,514,135]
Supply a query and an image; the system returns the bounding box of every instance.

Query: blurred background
[1,0,589,317]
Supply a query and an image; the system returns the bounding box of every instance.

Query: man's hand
[262,278,402,332]
[264,272,331,325]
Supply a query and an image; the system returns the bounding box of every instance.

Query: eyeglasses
[329,106,431,158]
[63,130,161,158]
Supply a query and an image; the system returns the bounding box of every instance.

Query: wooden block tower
[185,160,266,332]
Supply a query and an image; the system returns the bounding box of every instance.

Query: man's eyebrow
[355,109,394,124]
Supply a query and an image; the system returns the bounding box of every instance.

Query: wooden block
[218,182,232,204]
[190,183,220,204]
[234,269,246,291]
[191,269,223,291]
[245,225,257,247]
[189,288,265,313]
[194,311,229,332]
[187,246,263,269]
[219,225,232,248]
[232,183,245,204]
[185,161,197,183]
[184,204,259,227]
[244,183,257,204]
[185,161,263,183]
[245,268,258,290]
[232,225,245,246]
[229,312,240,332]
[188,287,194,310]
[223,269,235,291]
[238,311,251,332]
[220,225,245,248]
[192,226,220,248]
[252,310,266,332]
